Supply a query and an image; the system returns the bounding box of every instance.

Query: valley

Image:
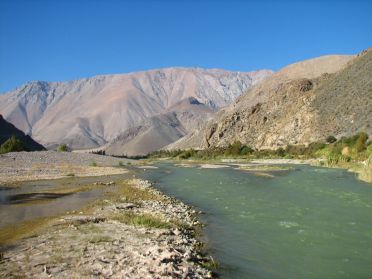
[0,49,371,279]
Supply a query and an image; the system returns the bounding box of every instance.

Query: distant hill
[104,97,214,156]
[0,115,45,152]
[168,51,371,150]
[0,67,272,150]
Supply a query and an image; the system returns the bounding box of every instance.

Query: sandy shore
[0,151,132,184]
[0,179,213,278]
[198,164,230,169]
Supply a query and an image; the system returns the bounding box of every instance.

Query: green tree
[0,136,24,154]
[57,144,69,152]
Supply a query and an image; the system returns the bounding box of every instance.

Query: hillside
[0,115,45,152]
[168,52,369,150]
[0,68,272,150]
[104,97,213,156]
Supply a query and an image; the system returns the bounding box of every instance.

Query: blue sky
[0,0,371,93]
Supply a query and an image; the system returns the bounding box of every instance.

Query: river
[141,162,372,279]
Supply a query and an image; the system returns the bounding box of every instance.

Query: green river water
[141,163,372,279]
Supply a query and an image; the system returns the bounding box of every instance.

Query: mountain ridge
[0,67,273,150]
[167,52,368,151]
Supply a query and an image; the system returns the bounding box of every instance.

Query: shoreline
[0,179,214,278]
[166,157,371,183]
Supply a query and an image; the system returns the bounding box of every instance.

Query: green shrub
[57,144,69,152]
[305,142,326,156]
[326,135,337,143]
[275,147,285,157]
[241,145,254,155]
[0,136,24,154]
[285,144,307,156]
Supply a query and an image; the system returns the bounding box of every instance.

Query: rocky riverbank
[0,179,213,278]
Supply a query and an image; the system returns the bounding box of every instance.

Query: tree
[57,144,69,152]
[0,136,24,154]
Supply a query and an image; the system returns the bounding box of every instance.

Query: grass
[109,180,163,203]
[90,161,98,167]
[111,212,171,229]
[66,172,75,177]
[88,234,113,243]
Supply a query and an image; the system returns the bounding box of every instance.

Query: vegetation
[90,161,98,167]
[0,135,24,154]
[326,135,337,143]
[91,150,105,155]
[115,181,162,202]
[112,212,171,229]
[88,234,113,243]
[149,133,372,182]
[57,144,69,152]
[150,133,371,162]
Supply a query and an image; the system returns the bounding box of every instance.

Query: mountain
[168,52,371,150]
[0,68,272,150]
[104,97,214,156]
[0,114,45,151]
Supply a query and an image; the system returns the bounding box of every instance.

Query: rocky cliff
[168,51,371,150]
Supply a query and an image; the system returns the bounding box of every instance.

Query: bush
[241,145,254,155]
[57,144,69,152]
[275,147,286,157]
[305,142,326,156]
[0,136,24,154]
[326,135,337,143]
[355,132,368,152]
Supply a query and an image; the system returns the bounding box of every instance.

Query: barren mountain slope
[0,115,45,151]
[203,51,370,149]
[168,53,358,150]
[0,68,272,149]
[104,97,214,156]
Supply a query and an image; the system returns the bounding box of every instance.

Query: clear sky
[0,0,371,93]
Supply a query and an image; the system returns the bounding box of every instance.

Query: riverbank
[152,157,371,183]
[0,151,133,185]
[0,179,213,278]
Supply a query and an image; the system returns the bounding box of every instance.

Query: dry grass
[111,212,171,229]
[108,180,163,203]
